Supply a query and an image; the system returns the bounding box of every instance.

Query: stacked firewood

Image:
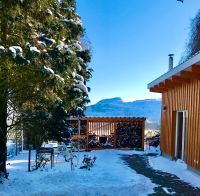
[88,133,99,147]
[116,123,142,148]
[88,133,114,148]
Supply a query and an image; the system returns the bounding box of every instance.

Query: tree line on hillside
[0,0,92,181]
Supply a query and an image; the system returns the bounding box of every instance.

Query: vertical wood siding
[161,79,200,170]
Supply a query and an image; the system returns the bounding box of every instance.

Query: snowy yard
[1,150,155,196]
[0,149,200,196]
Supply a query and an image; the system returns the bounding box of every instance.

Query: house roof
[148,52,200,93]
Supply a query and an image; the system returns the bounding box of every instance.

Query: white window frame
[175,110,186,160]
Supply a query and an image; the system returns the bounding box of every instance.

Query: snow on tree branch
[75,81,88,94]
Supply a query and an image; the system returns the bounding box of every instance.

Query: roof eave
[148,52,200,89]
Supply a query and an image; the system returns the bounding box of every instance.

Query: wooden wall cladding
[161,79,200,170]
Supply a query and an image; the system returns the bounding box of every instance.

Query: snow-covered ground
[149,155,200,188]
[1,148,200,196]
[7,141,16,158]
[1,150,155,196]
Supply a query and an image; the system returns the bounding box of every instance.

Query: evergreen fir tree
[0,0,92,180]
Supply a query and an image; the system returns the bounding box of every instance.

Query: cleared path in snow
[123,154,200,196]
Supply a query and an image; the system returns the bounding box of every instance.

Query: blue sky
[76,0,200,104]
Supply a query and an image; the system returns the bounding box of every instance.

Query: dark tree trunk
[0,1,9,179]
[0,92,8,178]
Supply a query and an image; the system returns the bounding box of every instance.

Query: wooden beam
[180,71,200,80]
[149,87,163,93]
[165,79,180,87]
[158,81,176,90]
[191,64,200,74]
[157,84,168,91]
[164,79,176,88]
[154,84,168,92]
[158,83,165,88]
[171,75,190,83]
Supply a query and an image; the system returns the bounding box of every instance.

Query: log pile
[88,133,114,148]
[116,123,142,148]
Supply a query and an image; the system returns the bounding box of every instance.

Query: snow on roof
[148,52,200,89]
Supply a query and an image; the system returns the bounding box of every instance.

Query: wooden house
[148,53,200,172]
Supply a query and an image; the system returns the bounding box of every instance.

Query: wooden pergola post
[114,122,117,148]
[86,120,89,149]
[141,120,145,150]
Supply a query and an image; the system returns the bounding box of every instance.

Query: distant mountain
[86,97,161,130]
